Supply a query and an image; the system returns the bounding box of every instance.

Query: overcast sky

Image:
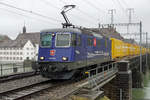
[0,0,149,41]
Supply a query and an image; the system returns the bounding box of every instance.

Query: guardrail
[0,63,33,77]
[85,62,118,89]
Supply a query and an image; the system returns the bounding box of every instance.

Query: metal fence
[86,62,118,89]
[0,63,33,76]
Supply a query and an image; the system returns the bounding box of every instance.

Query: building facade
[0,26,40,63]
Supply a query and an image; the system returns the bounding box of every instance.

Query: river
[132,71,150,100]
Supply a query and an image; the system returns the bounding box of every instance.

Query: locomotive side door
[72,33,87,68]
[74,34,85,61]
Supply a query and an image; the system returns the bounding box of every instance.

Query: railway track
[0,71,38,83]
[26,79,88,100]
[0,80,56,100]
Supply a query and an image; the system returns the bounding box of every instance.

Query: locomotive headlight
[62,57,68,61]
[40,57,44,60]
[52,33,55,37]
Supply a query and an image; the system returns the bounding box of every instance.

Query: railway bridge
[70,54,150,100]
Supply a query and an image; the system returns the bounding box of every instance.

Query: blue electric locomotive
[38,28,111,79]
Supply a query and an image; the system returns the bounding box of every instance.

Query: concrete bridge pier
[132,68,143,88]
[148,54,150,69]
[142,55,147,74]
[115,61,132,100]
[102,61,132,100]
[102,78,117,100]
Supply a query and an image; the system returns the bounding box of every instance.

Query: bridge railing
[85,62,118,89]
[0,63,33,77]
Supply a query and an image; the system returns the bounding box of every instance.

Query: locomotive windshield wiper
[61,5,76,28]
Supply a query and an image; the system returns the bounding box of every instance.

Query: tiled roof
[15,32,40,44]
[0,39,29,48]
[123,39,138,44]
[0,35,12,42]
[0,32,40,48]
[89,28,124,40]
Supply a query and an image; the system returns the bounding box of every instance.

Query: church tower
[23,22,26,33]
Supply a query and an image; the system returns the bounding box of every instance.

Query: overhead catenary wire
[111,0,129,23]
[116,0,126,11]
[43,0,97,25]
[60,0,106,25]
[82,0,106,13]
[0,7,59,25]
[113,0,140,22]
[75,0,109,25]
[71,0,98,20]
[0,1,61,22]
[121,0,130,8]
[59,0,95,23]
[39,0,60,10]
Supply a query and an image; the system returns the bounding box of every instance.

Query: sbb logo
[50,50,56,56]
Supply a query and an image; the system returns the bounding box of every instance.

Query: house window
[26,57,29,60]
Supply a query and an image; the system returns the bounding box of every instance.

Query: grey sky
[0,0,149,41]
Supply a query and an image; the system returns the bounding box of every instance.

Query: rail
[0,80,51,100]
[0,63,33,77]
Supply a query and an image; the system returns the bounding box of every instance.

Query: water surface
[132,71,150,100]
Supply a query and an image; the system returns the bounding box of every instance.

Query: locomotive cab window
[55,33,71,47]
[41,34,52,47]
